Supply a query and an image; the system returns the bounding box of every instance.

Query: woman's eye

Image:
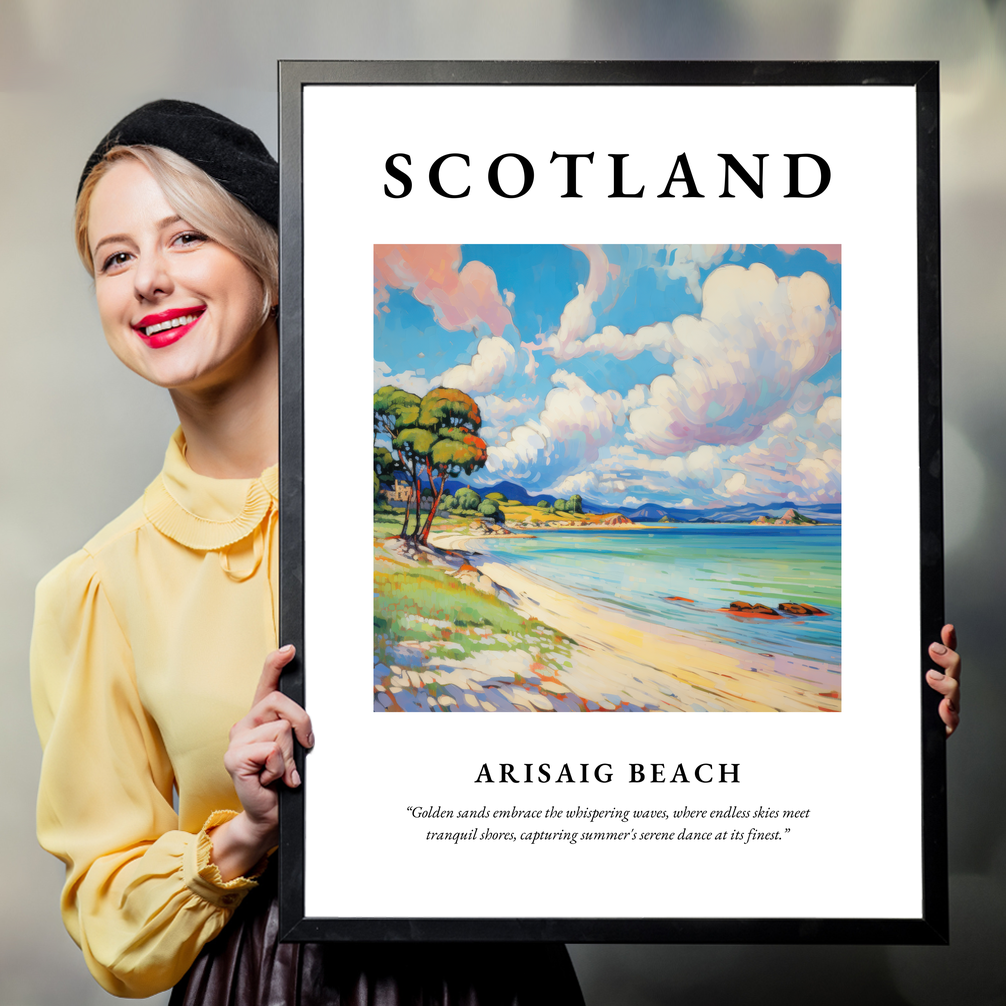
[173,231,208,248]
[101,251,131,273]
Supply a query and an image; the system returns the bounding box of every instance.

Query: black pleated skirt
[169,869,585,1006]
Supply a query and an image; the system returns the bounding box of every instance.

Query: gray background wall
[1,2,1003,1003]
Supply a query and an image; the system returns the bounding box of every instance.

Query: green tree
[478,500,500,520]
[486,492,507,503]
[536,499,549,510]
[373,446,396,490]
[374,386,422,538]
[569,494,583,514]
[554,498,567,512]
[453,486,482,512]
[415,389,488,543]
[440,494,456,512]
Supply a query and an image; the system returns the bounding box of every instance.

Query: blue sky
[375,244,842,511]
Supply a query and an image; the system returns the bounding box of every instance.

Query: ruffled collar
[143,428,278,551]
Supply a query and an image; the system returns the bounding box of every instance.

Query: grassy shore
[374,538,581,711]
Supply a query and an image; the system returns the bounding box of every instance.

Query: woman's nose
[133,249,173,302]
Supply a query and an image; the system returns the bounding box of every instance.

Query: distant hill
[448,479,567,508]
[614,502,841,523]
[615,502,842,523]
[444,479,840,523]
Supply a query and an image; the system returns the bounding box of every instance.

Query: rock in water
[779,602,827,616]
[720,601,781,618]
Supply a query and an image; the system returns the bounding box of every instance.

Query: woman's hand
[209,645,314,881]
[926,624,961,737]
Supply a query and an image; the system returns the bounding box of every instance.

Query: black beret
[77,99,278,228]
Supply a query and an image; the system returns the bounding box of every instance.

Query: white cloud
[581,321,676,363]
[543,370,618,462]
[481,421,548,479]
[539,442,738,508]
[373,359,435,396]
[723,472,748,496]
[625,263,841,455]
[816,396,841,437]
[549,409,843,509]
[727,424,842,504]
[550,469,604,497]
[476,394,539,423]
[530,245,744,366]
[532,245,612,362]
[660,244,743,300]
[479,370,622,485]
[520,343,539,381]
[771,412,798,434]
[438,336,516,395]
[791,377,840,415]
[475,394,541,450]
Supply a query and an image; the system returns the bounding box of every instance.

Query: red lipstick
[132,306,206,349]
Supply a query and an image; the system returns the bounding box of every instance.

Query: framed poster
[277,61,946,943]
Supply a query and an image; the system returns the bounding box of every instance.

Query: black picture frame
[277,60,945,944]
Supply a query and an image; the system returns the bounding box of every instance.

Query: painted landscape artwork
[373,244,842,713]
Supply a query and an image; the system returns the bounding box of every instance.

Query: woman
[33,99,962,1003]
[31,100,586,1003]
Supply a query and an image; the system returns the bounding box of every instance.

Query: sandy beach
[422,531,841,713]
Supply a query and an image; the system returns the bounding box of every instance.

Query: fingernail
[928,669,944,680]
[931,643,947,654]
[280,644,295,654]
[307,732,315,748]
[291,768,301,787]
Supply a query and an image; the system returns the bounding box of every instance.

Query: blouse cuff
[183,810,269,909]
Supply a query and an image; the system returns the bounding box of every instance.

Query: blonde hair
[75,145,278,323]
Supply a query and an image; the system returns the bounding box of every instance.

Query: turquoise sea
[476,525,841,664]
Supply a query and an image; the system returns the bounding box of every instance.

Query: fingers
[252,644,297,707]
[928,689,960,736]
[928,626,961,737]
[225,645,313,800]
[244,644,314,750]
[929,634,961,682]
[225,739,289,788]
[252,740,288,788]
[941,623,958,653]
[233,689,314,750]
[926,666,960,737]
[226,719,301,788]
[247,719,299,788]
[926,667,959,706]
[939,698,961,737]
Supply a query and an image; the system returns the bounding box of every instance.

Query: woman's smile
[133,306,207,348]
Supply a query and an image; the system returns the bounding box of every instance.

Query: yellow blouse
[31,429,279,998]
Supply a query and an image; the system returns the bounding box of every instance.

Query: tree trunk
[409,473,423,540]
[397,458,416,539]
[398,491,412,539]
[418,462,448,544]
